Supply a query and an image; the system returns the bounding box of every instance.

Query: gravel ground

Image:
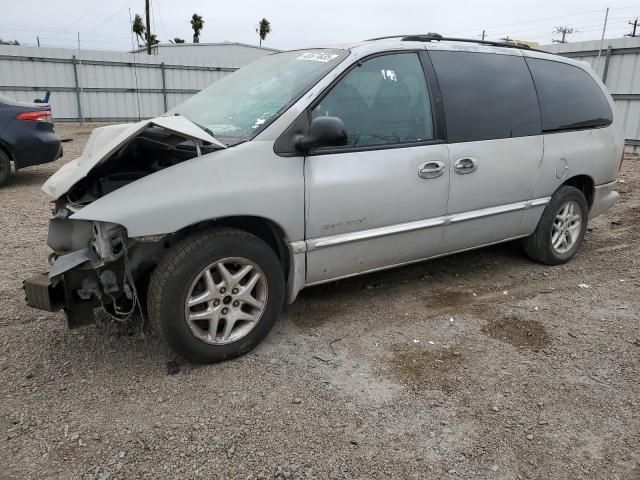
[1,123,639,480]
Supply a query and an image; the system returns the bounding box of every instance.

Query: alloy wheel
[551,200,582,254]
[184,257,268,345]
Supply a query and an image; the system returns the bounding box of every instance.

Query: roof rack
[366,33,546,53]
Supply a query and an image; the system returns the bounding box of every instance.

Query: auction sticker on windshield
[296,52,339,62]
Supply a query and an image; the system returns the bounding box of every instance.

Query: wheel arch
[168,215,292,279]
[0,140,14,163]
[560,174,594,209]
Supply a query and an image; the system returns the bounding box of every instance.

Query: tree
[0,38,19,45]
[256,18,271,46]
[148,34,160,46]
[552,26,575,44]
[132,14,146,48]
[173,37,185,43]
[191,14,204,43]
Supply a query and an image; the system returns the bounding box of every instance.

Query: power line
[447,4,640,37]
[85,0,136,35]
[153,0,167,41]
[63,0,105,32]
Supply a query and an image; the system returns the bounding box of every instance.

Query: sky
[0,0,638,52]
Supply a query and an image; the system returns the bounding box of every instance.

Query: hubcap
[551,200,582,254]
[184,257,268,345]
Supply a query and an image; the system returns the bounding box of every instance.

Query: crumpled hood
[42,115,226,199]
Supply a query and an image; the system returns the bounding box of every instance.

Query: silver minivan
[25,34,624,363]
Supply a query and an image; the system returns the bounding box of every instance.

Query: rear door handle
[454,157,478,174]
[418,161,446,179]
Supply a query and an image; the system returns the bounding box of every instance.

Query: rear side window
[429,51,541,143]
[526,58,613,132]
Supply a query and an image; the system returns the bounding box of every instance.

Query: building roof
[134,41,280,54]
[540,36,640,55]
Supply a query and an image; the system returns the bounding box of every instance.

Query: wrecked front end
[24,218,151,327]
[24,116,225,327]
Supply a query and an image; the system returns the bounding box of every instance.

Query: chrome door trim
[449,201,526,223]
[310,216,448,250]
[302,196,551,252]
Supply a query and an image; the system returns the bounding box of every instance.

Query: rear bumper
[589,180,619,219]
[3,118,61,170]
[13,130,61,169]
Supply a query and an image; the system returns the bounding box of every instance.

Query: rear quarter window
[525,58,613,132]
[428,51,541,143]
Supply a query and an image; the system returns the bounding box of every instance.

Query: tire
[147,228,285,364]
[523,185,589,265]
[0,150,11,186]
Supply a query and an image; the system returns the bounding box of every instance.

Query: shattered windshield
[168,49,348,140]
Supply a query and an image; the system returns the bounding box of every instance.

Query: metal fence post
[71,55,84,124]
[160,62,168,112]
[602,46,612,84]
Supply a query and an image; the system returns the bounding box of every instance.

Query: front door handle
[418,161,446,179]
[454,157,478,174]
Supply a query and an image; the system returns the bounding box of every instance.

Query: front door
[427,49,545,252]
[303,52,450,284]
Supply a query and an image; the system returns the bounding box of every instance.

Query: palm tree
[132,14,146,48]
[256,18,271,46]
[191,14,204,43]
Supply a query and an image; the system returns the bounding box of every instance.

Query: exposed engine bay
[60,126,217,210]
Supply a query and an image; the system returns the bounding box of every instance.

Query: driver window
[311,53,434,147]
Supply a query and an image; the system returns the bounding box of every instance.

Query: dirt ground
[1,123,638,480]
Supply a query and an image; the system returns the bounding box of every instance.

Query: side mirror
[294,116,347,151]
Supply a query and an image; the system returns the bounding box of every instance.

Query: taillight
[17,111,52,123]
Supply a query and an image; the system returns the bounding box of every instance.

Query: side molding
[303,197,551,252]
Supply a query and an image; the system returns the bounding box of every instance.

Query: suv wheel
[523,185,588,265]
[0,150,11,186]
[148,228,285,363]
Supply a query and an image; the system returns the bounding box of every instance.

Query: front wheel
[148,228,285,363]
[523,185,589,265]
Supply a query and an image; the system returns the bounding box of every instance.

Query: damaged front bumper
[24,217,135,328]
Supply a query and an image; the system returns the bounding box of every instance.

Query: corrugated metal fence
[543,37,640,152]
[0,45,240,122]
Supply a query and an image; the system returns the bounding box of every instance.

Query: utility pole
[552,26,575,44]
[145,0,152,55]
[626,18,639,37]
[598,7,609,58]
[480,30,486,41]
[500,36,513,43]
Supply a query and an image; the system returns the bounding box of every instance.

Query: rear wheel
[148,228,285,363]
[0,150,11,186]
[523,185,588,265]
